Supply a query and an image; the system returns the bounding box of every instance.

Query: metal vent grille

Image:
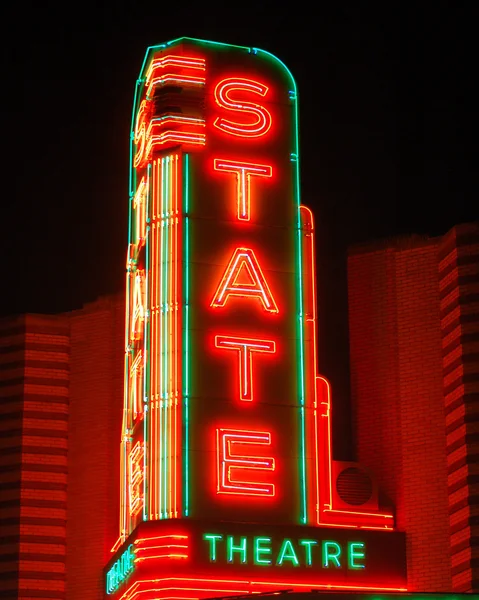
[336,467,373,506]
[152,86,206,118]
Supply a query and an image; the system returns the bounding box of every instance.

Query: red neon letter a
[211,248,278,313]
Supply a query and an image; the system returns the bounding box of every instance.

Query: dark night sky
[2,2,475,455]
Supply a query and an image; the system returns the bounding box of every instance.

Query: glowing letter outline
[129,351,144,421]
[129,442,144,517]
[134,55,206,167]
[214,78,272,138]
[216,428,275,497]
[213,159,272,221]
[130,269,146,342]
[133,177,147,246]
[211,247,278,313]
[215,335,276,402]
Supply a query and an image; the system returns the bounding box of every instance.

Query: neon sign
[106,36,407,596]
[106,544,135,595]
[202,533,366,569]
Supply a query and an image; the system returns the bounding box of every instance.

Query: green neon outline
[256,48,307,525]
[227,536,247,564]
[203,533,222,562]
[182,153,190,517]
[121,428,128,536]
[348,541,366,569]
[323,541,342,568]
[165,36,250,52]
[299,539,317,566]
[162,157,169,518]
[143,223,150,521]
[129,37,307,525]
[276,538,300,566]
[122,268,131,536]
[254,536,272,565]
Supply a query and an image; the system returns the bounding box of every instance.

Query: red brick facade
[66,296,124,600]
[0,301,124,600]
[348,222,479,593]
[0,222,477,597]
[438,224,479,592]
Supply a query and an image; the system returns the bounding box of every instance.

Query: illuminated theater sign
[104,37,407,597]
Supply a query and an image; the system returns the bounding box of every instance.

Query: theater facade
[105,36,406,598]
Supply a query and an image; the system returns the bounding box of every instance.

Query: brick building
[348,221,479,593]
[0,314,70,599]
[0,221,477,598]
[0,298,125,600]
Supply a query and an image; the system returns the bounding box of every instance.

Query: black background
[1,2,475,457]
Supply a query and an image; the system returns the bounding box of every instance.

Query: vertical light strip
[165,156,170,518]
[143,219,150,521]
[156,159,162,520]
[254,50,309,525]
[168,155,173,518]
[121,266,131,540]
[182,153,190,517]
[166,156,170,519]
[149,161,157,520]
[159,158,164,519]
[161,156,167,519]
[291,89,307,525]
[145,152,185,521]
[150,162,155,520]
[142,162,151,523]
[173,154,179,518]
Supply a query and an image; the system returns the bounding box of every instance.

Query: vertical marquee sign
[105,38,407,598]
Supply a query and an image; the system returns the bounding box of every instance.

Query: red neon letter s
[214,78,272,138]
[216,429,275,496]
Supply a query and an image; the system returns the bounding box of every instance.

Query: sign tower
[105,37,407,598]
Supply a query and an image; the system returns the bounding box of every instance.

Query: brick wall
[348,236,452,591]
[0,315,24,598]
[439,222,479,592]
[0,313,69,600]
[66,295,124,600]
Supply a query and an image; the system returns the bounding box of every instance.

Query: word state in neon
[211,75,280,503]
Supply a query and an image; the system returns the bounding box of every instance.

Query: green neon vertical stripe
[122,268,131,534]
[182,153,190,517]
[160,158,165,519]
[143,223,150,521]
[254,49,308,524]
[162,157,169,518]
[129,40,309,526]
[293,100,308,525]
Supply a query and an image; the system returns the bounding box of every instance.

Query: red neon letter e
[216,429,275,496]
[214,78,272,138]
